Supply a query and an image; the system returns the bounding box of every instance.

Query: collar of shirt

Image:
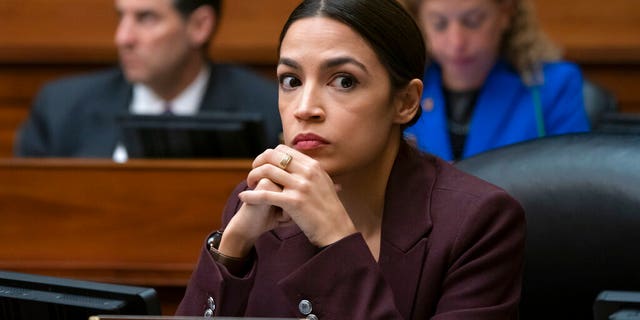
[130,65,211,116]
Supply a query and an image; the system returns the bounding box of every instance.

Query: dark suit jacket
[15,63,281,157]
[176,142,526,319]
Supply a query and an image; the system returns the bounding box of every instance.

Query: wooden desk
[0,158,252,314]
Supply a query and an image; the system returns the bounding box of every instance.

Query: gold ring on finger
[279,153,293,170]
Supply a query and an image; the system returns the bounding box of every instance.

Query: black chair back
[583,79,618,129]
[455,133,640,320]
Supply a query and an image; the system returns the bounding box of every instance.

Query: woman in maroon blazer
[176,0,525,319]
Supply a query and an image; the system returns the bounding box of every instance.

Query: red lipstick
[292,133,329,150]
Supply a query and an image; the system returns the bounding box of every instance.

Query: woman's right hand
[218,177,292,259]
[238,145,357,248]
[219,144,357,258]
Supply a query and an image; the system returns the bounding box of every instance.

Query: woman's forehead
[279,17,375,61]
[283,17,360,44]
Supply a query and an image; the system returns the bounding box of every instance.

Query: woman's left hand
[238,144,357,247]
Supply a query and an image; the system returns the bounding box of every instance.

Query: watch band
[207,230,252,276]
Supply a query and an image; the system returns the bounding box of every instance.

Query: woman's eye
[462,12,486,29]
[331,75,357,89]
[280,75,302,89]
[431,19,448,32]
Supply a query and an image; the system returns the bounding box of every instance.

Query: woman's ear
[393,79,423,125]
[187,6,216,47]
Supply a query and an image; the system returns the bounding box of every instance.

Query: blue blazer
[15,63,281,157]
[405,61,590,161]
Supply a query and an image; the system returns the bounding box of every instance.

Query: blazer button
[207,296,216,311]
[306,314,319,320]
[203,308,213,318]
[298,299,313,315]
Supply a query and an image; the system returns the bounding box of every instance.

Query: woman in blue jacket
[403,0,590,161]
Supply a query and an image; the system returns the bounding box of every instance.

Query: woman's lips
[450,57,475,67]
[292,133,329,150]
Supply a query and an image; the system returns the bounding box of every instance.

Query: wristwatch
[206,230,223,251]
[206,230,251,276]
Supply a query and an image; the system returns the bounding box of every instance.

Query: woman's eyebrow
[323,56,369,74]
[278,57,301,69]
[461,7,484,17]
[278,56,369,75]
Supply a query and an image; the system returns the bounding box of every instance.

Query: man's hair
[172,0,222,52]
[172,0,222,20]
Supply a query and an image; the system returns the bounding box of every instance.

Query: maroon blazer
[176,142,525,319]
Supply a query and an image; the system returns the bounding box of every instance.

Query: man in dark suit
[15,0,281,159]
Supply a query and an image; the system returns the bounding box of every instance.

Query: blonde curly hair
[400,0,561,85]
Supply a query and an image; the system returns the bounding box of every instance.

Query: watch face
[207,230,223,250]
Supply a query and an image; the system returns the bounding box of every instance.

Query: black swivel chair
[583,79,618,130]
[454,133,640,320]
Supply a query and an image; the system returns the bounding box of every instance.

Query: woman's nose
[446,23,468,53]
[293,83,325,122]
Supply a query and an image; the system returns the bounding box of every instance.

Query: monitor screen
[118,112,268,159]
[0,270,161,320]
[594,291,640,320]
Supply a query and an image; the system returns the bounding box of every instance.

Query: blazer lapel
[378,143,434,316]
[271,144,435,318]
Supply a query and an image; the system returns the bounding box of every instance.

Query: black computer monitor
[0,270,161,320]
[118,112,268,159]
[594,291,640,320]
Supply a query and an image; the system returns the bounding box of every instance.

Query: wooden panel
[0,102,28,156]
[582,64,640,114]
[0,159,250,281]
[0,0,637,64]
[0,0,301,65]
[0,158,251,314]
[0,159,251,315]
[533,0,640,63]
[0,64,103,102]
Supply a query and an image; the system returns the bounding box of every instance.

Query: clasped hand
[218,145,356,259]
